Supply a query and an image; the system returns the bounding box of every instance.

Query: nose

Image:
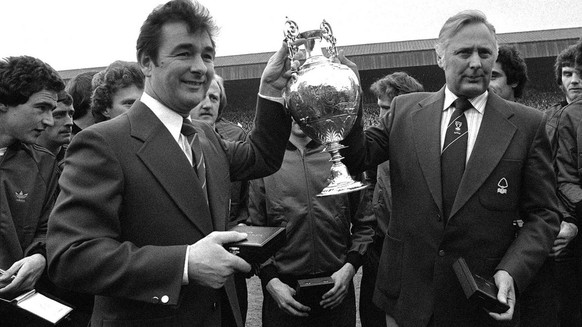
[42,111,54,127]
[468,52,482,69]
[572,72,581,84]
[190,55,207,75]
[64,115,73,126]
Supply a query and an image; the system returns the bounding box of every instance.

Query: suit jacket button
[212,302,218,311]
[152,296,160,304]
[437,214,442,221]
[438,250,445,257]
[161,295,169,304]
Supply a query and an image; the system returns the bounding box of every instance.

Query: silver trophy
[283,18,366,197]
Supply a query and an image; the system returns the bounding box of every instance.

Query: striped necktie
[181,119,207,202]
[441,97,472,219]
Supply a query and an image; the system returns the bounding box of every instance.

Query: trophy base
[317,179,367,197]
[317,149,368,197]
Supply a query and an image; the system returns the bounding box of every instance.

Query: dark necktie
[441,97,472,219]
[181,119,208,202]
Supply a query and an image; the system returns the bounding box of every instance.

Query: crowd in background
[1,0,582,327]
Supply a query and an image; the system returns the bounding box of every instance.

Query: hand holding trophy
[283,18,367,197]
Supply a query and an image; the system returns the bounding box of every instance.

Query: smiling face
[190,79,220,125]
[437,22,497,98]
[561,66,582,103]
[0,89,56,147]
[141,21,215,116]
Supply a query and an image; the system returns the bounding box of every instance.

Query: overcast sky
[1,0,580,71]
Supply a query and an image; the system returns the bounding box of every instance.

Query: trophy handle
[284,17,300,60]
[320,20,337,58]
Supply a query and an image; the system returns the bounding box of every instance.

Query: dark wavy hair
[0,56,64,107]
[136,0,217,65]
[554,43,578,86]
[66,71,98,120]
[496,45,528,98]
[91,61,144,123]
[370,72,424,99]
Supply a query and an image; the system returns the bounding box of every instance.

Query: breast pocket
[478,159,522,211]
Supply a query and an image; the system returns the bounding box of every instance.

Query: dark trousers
[554,255,582,327]
[262,279,356,327]
[360,241,387,327]
[519,258,558,327]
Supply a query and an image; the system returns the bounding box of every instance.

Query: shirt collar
[141,92,187,143]
[443,86,488,115]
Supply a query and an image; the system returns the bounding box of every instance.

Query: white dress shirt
[440,87,488,162]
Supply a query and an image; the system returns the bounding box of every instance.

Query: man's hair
[66,71,98,120]
[576,39,582,68]
[214,74,228,120]
[435,10,498,60]
[554,43,578,86]
[57,90,73,106]
[91,61,145,123]
[496,45,528,98]
[0,56,65,107]
[370,72,424,99]
[136,0,217,65]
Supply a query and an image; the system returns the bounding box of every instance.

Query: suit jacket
[47,97,291,327]
[341,88,560,327]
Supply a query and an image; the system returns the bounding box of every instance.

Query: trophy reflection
[283,18,367,197]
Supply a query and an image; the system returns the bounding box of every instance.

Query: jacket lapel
[412,88,446,214]
[449,93,516,218]
[129,101,213,235]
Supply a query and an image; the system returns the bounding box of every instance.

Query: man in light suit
[46,1,293,326]
[341,10,560,327]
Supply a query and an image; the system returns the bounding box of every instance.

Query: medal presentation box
[0,289,73,325]
[453,257,510,314]
[225,225,286,264]
[295,276,334,310]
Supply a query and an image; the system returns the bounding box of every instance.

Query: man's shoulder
[395,91,435,103]
[6,143,58,178]
[216,119,247,141]
[558,100,582,125]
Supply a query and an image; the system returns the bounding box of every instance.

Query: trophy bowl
[283,18,367,197]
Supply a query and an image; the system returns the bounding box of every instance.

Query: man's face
[0,89,56,146]
[560,66,582,103]
[190,79,220,125]
[438,23,497,98]
[377,90,394,118]
[39,101,75,147]
[106,84,143,120]
[142,21,215,116]
[489,61,516,101]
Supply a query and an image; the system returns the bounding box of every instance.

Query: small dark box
[295,276,334,310]
[225,226,286,264]
[453,257,510,314]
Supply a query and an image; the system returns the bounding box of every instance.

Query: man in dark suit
[46,1,293,326]
[341,10,560,327]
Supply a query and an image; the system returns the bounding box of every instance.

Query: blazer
[341,88,560,327]
[47,97,291,327]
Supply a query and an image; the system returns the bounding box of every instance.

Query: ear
[436,54,445,69]
[0,103,8,113]
[138,51,153,78]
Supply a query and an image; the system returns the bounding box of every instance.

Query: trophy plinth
[283,18,366,197]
